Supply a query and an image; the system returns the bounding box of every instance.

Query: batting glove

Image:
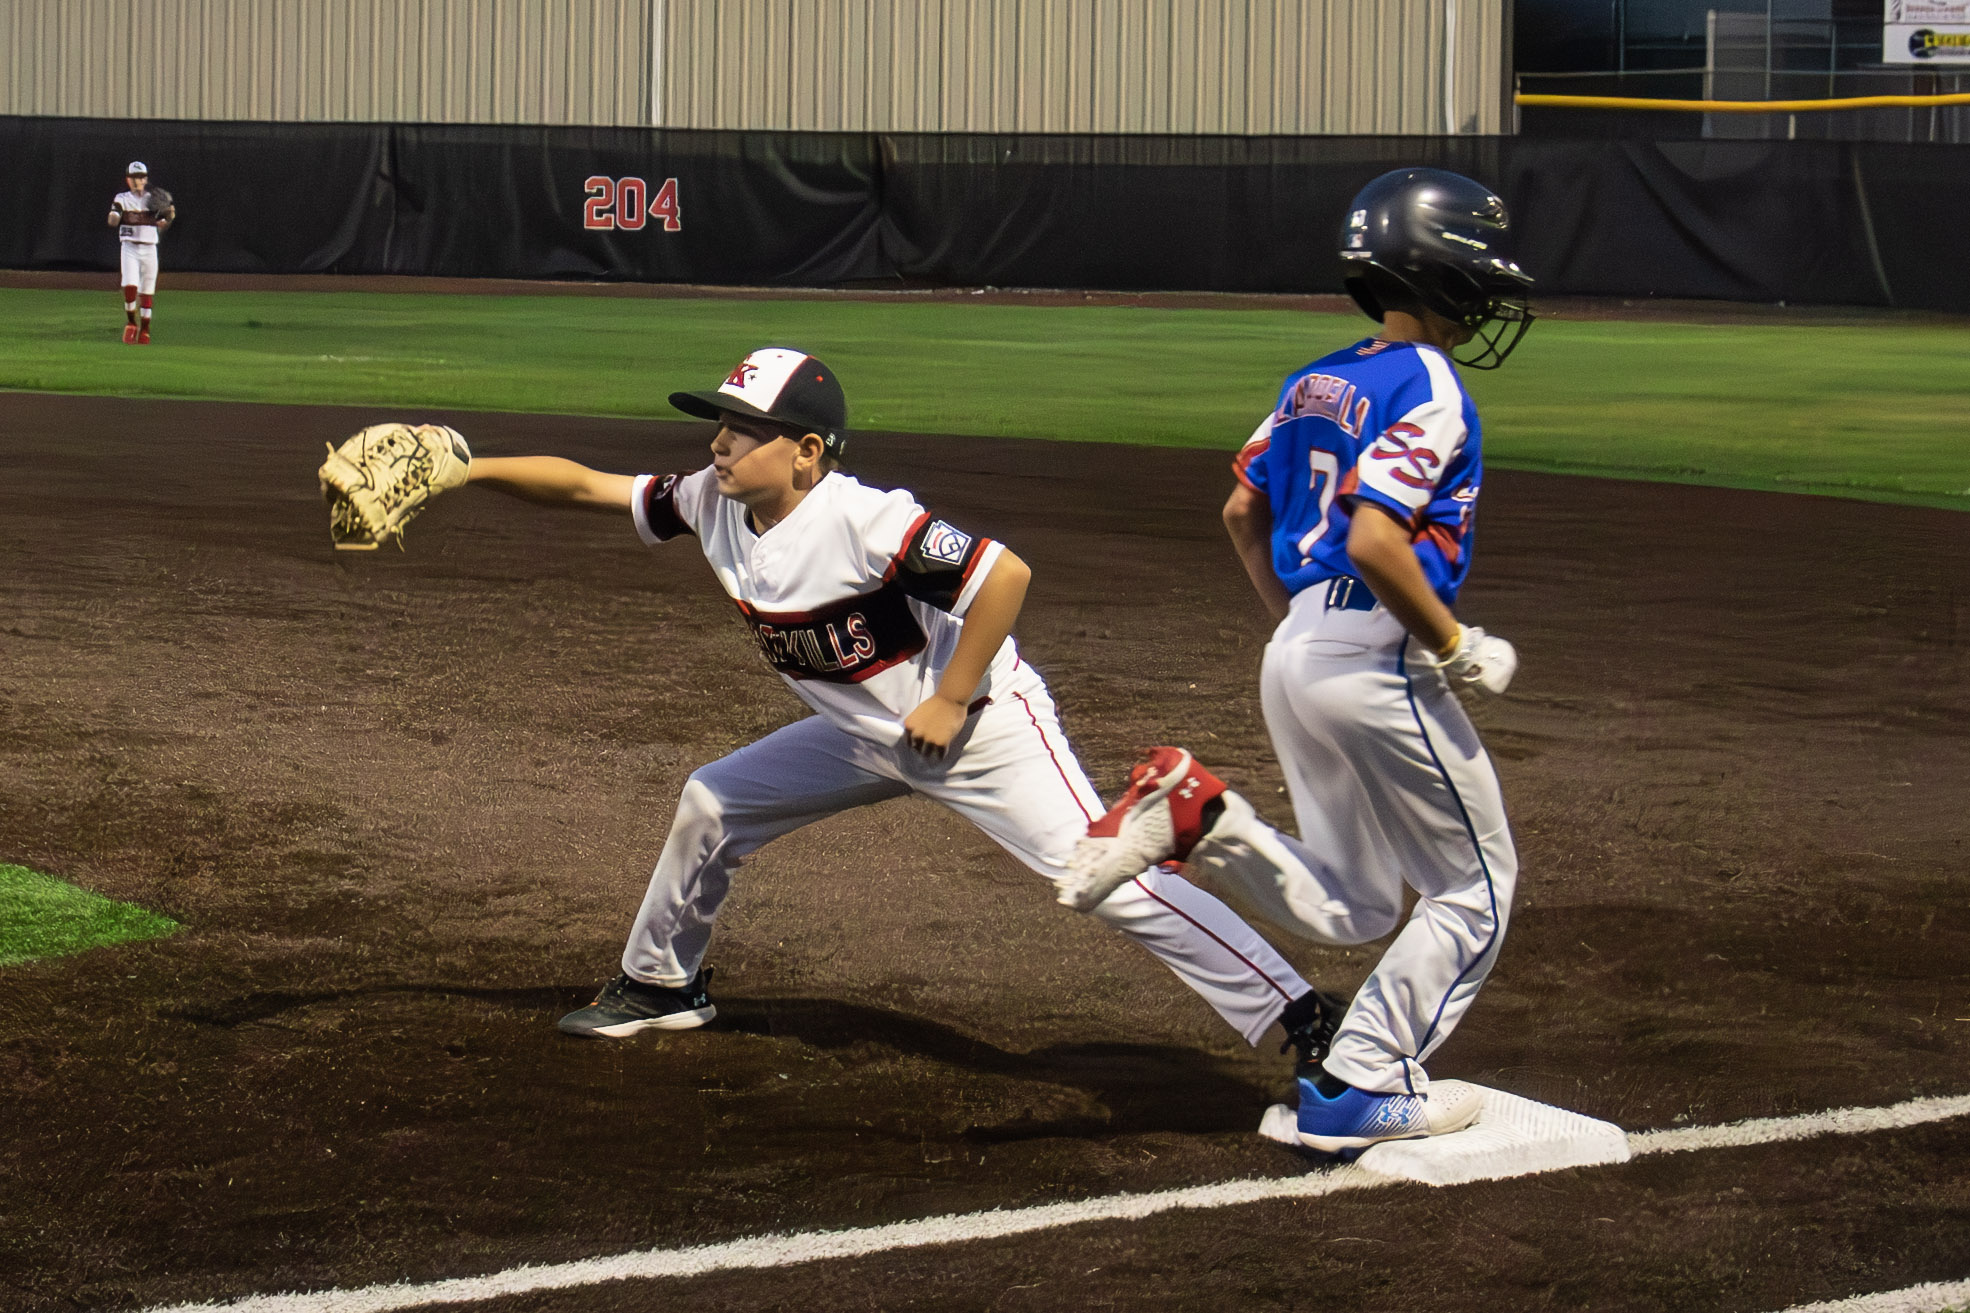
[1434,625,1517,697]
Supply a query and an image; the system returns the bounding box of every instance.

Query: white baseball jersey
[113,191,162,244]
[632,467,1016,747]
[615,464,1315,1044]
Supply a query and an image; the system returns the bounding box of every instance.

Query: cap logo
[714,347,810,416]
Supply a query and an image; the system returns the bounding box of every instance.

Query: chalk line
[1629,1093,1970,1158]
[138,1091,1970,1313]
[1774,1277,1970,1313]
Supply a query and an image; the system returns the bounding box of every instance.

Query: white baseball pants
[620,678,1310,1045]
[1188,587,1517,1094]
[119,241,158,294]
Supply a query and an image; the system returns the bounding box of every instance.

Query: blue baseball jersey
[1233,339,1483,607]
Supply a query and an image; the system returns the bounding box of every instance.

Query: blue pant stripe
[1397,644,1503,1062]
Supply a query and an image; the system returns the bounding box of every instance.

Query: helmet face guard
[1339,168,1537,370]
[1453,298,1534,371]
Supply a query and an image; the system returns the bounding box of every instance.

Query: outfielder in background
[1064,169,1536,1156]
[107,161,174,344]
[318,348,1346,1081]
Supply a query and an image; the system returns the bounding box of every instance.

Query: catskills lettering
[750,612,879,674]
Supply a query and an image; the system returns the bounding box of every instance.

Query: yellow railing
[1516,92,1970,113]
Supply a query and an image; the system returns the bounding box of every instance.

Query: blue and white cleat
[1296,1076,1483,1154]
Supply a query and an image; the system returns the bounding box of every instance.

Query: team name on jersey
[639,471,995,687]
[737,588,925,683]
[1278,372,1370,438]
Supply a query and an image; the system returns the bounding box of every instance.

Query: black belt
[1322,576,1379,612]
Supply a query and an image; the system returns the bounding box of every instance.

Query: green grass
[4,287,1967,509]
[0,863,179,966]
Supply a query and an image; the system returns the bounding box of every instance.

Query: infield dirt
[1,392,1966,1312]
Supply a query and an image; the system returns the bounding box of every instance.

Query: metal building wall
[0,0,652,124]
[659,0,1508,135]
[0,0,1504,133]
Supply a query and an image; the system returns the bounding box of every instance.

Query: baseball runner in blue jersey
[1062,169,1536,1155]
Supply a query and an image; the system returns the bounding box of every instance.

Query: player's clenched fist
[902,693,970,759]
[1432,624,1517,697]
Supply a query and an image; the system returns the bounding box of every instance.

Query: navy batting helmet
[1339,168,1535,369]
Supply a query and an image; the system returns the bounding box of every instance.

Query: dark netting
[4,116,1965,312]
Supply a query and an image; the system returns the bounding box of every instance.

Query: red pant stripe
[1012,691,1096,825]
[1133,876,1295,1002]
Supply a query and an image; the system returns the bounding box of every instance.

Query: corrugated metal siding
[0,0,1505,132]
[0,0,651,124]
[660,0,1507,134]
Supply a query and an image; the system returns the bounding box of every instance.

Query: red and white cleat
[1058,747,1227,912]
[122,324,138,344]
[137,324,151,344]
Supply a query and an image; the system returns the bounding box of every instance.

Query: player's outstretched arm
[901,549,1032,758]
[466,456,634,514]
[1222,482,1292,622]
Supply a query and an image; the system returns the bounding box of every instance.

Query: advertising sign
[1885,0,1970,62]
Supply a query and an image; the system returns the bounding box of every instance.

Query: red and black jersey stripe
[730,514,993,684]
[736,588,926,684]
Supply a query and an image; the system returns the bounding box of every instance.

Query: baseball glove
[318,423,472,551]
[146,187,173,223]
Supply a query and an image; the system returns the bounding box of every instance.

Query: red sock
[123,284,138,320]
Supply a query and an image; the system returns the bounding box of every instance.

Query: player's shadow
[716,995,1279,1140]
[169,983,1281,1141]
[167,982,591,1027]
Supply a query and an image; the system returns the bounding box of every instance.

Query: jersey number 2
[1297,451,1342,564]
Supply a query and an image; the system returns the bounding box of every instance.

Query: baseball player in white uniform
[456,346,1345,1067]
[107,161,173,345]
[1062,169,1537,1154]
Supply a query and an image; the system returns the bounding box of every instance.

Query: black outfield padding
[875,134,1516,294]
[6,115,391,274]
[5,115,1965,312]
[383,124,885,284]
[5,116,884,286]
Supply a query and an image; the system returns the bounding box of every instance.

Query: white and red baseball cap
[670,347,847,455]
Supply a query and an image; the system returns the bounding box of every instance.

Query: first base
[1258,1084,1631,1186]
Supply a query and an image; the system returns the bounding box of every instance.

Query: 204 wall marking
[582,176,681,232]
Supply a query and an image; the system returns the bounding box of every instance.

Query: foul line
[1627,1093,1970,1158]
[1778,1278,1970,1313]
[140,1093,1970,1313]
